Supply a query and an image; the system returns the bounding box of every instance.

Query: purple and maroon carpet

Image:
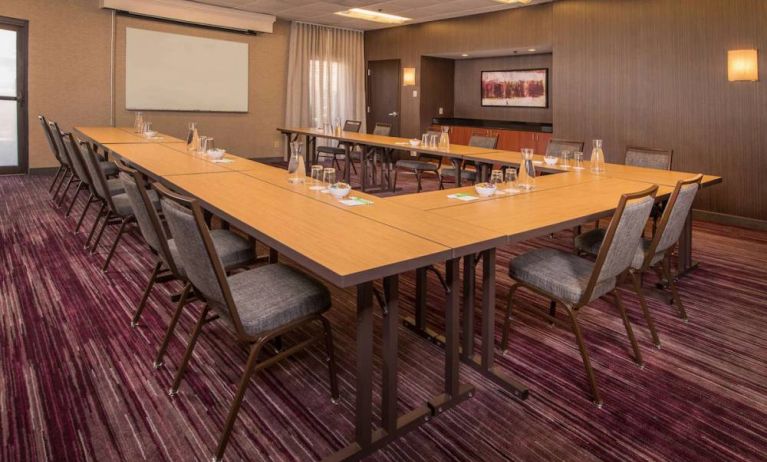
[0,173,765,461]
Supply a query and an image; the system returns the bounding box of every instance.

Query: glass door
[0,17,27,174]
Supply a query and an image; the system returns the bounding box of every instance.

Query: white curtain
[285,22,366,133]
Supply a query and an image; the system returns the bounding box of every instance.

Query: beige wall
[0,0,290,169]
[454,53,553,123]
[1,0,113,169]
[113,15,290,159]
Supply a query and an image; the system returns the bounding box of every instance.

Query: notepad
[211,159,234,164]
[447,193,479,201]
[340,197,374,206]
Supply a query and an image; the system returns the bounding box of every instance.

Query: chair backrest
[468,134,499,149]
[625,146,672,170]
[546,139,584,157]
[154,183,248,338]
[52,123,91,188]
[343,120,362,133]
[644,174,703,264]
[372,122,391,136]
[582,185,658,303]
[39,115,64,165]
[116,160,180,276]
[78,139,116,210]
[48,121,74,171]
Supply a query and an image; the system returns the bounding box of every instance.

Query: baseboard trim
[693,209,767,231]
[29,167,59,175]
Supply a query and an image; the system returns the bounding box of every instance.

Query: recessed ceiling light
[528,48,536,52]
[334,8,410,24]
[461,53,469,57]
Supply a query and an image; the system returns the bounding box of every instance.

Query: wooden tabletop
[163,171,454,287]
[105,143,229,176]
[75,126,184,144]
[431,178,675,243]
[280,127,501,158]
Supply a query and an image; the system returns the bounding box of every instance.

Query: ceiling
[187,0,552,31]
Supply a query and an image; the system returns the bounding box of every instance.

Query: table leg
[453,159,463,187]
[462,254,475,360]
[361,146,368,192]
[355,282,373,447]
[345,144,352,185]
[414,267,427,330]
[304,134,313,174]
[381,275,398,433]
[676,209,699,277]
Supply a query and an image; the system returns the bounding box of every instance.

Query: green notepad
[340,197,374,206]
[447,193,479,201]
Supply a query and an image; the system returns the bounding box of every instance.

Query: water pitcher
[590,139,606,173]
[288,141,306,184]
[187,123,200,152]
[133,112,144,133]
[519,148,536,190]
[438,126,450,150]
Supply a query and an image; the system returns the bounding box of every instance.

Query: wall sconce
[403,67,416,86]
[728,49,758,81]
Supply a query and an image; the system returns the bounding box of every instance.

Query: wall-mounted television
[481,69,548,108]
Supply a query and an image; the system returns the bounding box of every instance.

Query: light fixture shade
[403,67,416,86]
[728,49,758,81]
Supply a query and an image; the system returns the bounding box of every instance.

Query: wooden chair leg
[154,282,192,368]
[213,340,266,462]
[565,307,602,407]
[169,304,211,395]
[612,288,644,367]
[320,315,340,401]
[629,271,661,348]
[500,284,519,352]
[131,260,163,327]
[102,217,131,271]
[663,255,688,321]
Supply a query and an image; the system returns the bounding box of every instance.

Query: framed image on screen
[481,69,548,108]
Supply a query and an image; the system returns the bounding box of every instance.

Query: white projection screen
[126,28,248,112]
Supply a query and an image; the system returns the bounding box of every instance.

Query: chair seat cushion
[509,248,615,305]
[440,167,477,180]
[574,228,664,270]
[100,161,118,176]
[226,264,330,336]
[396,159,439,171]
[316,146,346,156]
[112,190,159,217]
[107,178,125,195]
[168,229,254,278]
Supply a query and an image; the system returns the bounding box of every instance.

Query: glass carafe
[134,112,144,133]
[438,126,450,150]
[187,123,200,152]
[288,141,306,184]
[518,148,536,190]
[590,139,606,173]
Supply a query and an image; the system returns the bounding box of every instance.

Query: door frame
[365,59,401,136]
[0,16,29,175]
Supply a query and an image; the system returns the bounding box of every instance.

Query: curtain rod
[293,20,364,34]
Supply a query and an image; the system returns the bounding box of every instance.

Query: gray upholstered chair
[39,115,69,196]
[392,130,442,193]
[362,122,392,188]
[154,183,338,462]
[575,175,703,348]
[502,185,659,406]
[439,134,498,189]
[79,139,145,271]
[316,119,362,176]
[117,161,257,368]
[546,138,584,157]
[625,146,673,170]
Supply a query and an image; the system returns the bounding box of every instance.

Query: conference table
[75,125,721,461]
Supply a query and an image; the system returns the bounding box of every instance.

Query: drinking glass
[560,150,572,169]
[573,151,584,170]
[489,169,503,186]
[134,112,144,133]
[197,136,208,155]
[310,165,324,190]
[421,133,429,145]
[544,151,558,166]
[504,168,519,191]
[429,134,438,147]
[203,137,215,154]
[142,121,152,135]
[322,168,336,190]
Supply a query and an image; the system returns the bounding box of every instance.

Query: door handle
[388,112,399,117]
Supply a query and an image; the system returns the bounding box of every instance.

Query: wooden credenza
[431,121,553,154]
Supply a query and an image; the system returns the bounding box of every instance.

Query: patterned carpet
[1,172,766,462]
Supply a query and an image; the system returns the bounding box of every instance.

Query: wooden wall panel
[454,53,553,123]
[419,56,454,133]
[365,0,767,221]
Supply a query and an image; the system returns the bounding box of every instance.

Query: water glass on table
[310,165,324,190]
[322,168,336,191]
[560,150,572,169]
[489,169,503,187]
[573,151,584,170]
[504,168,519,192]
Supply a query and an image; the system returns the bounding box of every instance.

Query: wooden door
[366,59,400,136]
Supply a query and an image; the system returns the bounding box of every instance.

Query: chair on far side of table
[502,184,658,406]
[392,130,442,193]
[316,119,362,178]
[439,134,498,189]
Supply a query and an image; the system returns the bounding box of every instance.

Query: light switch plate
[412,90,418,97]
[438,107,444,115]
